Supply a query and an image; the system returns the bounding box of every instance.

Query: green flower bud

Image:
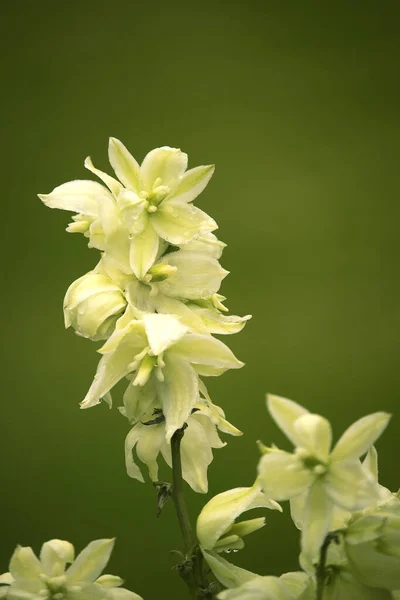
[64,272,127,341]
[344,501,400,591]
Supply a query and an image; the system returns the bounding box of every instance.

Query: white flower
[80,312,243,440]
[196,479,281,552]
[0,539,142,600]
[257,395,390,561]
[216,572,315,600]
[64,272,127,341]
[123,394,241,493]
[39,139,217,279]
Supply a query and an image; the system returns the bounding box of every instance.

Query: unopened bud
[147,264,177,282]
[64,272,127,341]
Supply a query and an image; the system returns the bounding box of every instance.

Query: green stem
[316,533,337,600]
[171,427,210,599]
[171,427,196,553]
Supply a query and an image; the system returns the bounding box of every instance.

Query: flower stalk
[171,426,211,598]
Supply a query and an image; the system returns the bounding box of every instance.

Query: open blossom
[257,395,390,561]
[217,572,314,600]
[80,312,243,440]
[39,139,217,279]
[0,539,142,600]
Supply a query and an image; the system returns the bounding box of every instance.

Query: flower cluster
[0,538,141,599]
[39,139,249,492]
[196,395,399,599]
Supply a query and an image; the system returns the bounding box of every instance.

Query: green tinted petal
[171,334,243,371]
[65,539,115,584]
[293,414,332,460]
[129,220,159,279]
[258,452,313,501]
[267,395,309,447]
[171,164,215,203]
[331,413,391,462]
[39,180,111,216]
[108,138,140,192]
[40,540,75,576]
[140,146,187,190]
[301,481,332,562]
[142,313,187,356]
[152,200,217,245]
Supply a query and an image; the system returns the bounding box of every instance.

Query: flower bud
[64,272,127,341]
[344,501,400,591]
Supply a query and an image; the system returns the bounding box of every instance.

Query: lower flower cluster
[196,395,399,599]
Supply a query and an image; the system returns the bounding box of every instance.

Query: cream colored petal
[324,459,379,511]
[9,547,42,581]
[40,540,75,577]
[65,539,115,584]
[197,480,279,550]
[179,417,214,493]
[258,452,314,500]
[179,232,226,259]
[171,164,215,203]
[124,424,146,482]
[171,334,243,371]
[142,313,188,356]
[159,353,199,441]
[301,481,333,562]
[135,423,166,481]
[152,200,217,245]
[84,156,122,198]
[157,251,228,300]
[201,549,257,590]
[293,414,332,461]
[109,589,143,600]
[129,220,159,279]
[331,412,391,462]
[187,307,251,335]
[39,180,111,216]
[140,146,188,190]
[267,395,309,447]
[80,326,148,409]
[108,138,140,192]
[122,378,157,423]
[95,574,124,588]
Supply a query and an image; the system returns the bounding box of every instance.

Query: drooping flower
[39,139,217,279]
[0,539,142,600]
[80,312,243,440]
[122,393,241,493]
[257,395,390,561]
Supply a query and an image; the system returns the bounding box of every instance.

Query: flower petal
[166,417,214,493]
[95,574,124,588]
[159,352,199,441]
[218,576,291,600]
[201,549,257,590]
[9,547,42,581]
[187,307,251,335]
[80,323,147,409]
[267,395,309,447]
[179,232,226,259]
[171,165,215,203]
[122,378,157,423]
[293,414,332,461]
[40,540,75,576]
[197,480,280,550]
[331,412,391,462]
[301,481,333,562]
[324,459,379,511]
[171,334,243,372]
[108,138,140,192]
[0,573,13,585]
[135,423,166,481]
[157,251,228,300]
[258,452,314,500]
[39,180,112,216]
[142,313,188,356]
[84,156,122,198]
[108,589,143,600]
[140,146,188,190]
[66,539,115,584]
[129,219,159,279]
[152,200,217,245]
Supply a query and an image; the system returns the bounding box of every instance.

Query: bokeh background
[1,1,399,598]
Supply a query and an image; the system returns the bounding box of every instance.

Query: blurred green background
[1,1,399,598]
